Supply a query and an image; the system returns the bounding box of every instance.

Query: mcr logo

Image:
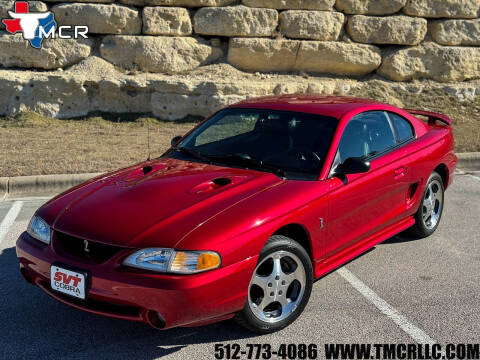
[53,271,82,287]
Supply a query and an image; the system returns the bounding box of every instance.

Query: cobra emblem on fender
[84,240,90,253]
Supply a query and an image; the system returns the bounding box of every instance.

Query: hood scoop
[212,177,232,186]
[117,163,168,185]
[142,165,153,175]
[189,176,246,194]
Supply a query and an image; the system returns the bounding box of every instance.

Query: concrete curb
[1,173,101,199]
[0,177,8,201]
[1,152,479,199]
[457,152,480,172]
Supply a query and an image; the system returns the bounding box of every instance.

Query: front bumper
[16,232,257,329]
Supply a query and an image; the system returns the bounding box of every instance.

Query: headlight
[27,215,51,244]
[123,248,221,274]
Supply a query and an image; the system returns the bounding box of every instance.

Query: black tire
[235,235,313,334]
[409,171,444,238]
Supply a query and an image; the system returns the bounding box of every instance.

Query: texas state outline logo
[2,2,57,49]
[2,1,89,49]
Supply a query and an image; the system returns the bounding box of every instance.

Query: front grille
[54,231,124,264]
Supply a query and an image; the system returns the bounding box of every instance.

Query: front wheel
[409,171,444,238]
[235,235,313,333]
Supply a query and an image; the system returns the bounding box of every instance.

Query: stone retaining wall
[1,0,480,118]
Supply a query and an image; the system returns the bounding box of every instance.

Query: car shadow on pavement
[0,246,257,360]
[381,231,422,244]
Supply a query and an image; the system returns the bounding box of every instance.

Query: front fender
[177,180,330,267]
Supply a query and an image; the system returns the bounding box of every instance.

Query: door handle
[394,166,407,179]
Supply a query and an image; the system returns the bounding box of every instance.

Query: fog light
[146,311,166,329]
[20,265,34,285]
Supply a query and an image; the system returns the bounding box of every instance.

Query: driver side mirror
[336,157,371,175]
[171,136,182,147]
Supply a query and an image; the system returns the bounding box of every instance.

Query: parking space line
[4,196,52,201]
[0,201,23,244]
[337,267,436,344]
[457,169,480,181]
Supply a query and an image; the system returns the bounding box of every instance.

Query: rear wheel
[235,235,313,333]
[409,171,444,238]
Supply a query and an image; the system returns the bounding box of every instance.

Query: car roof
[227,95,385,119]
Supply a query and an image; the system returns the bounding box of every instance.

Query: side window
[338,111,396,163]
[337,118,368,163]
[387,112,415,143]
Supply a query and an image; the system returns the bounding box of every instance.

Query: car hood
[45,158,284,248]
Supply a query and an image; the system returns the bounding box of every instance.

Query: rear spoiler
[404,109,452,126]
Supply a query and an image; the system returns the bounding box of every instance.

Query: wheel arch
[272,223,313,261]
[434,163,449,189]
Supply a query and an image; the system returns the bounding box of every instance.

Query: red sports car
[17,95,457,333]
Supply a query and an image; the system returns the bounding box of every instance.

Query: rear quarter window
[388,112,415,143]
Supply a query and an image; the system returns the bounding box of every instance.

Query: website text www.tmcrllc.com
[213,343,480,360]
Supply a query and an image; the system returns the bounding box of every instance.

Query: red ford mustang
[17,95,457,333]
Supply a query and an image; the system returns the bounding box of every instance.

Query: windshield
[166,108,338,180]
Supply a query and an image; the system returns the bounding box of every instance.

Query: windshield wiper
[172,146,211,163]
[208,154,286,178]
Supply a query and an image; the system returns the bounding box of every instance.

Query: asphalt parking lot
[0,173,478,360]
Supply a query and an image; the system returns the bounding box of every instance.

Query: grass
[0,103,478,177]
[0,112,197,177]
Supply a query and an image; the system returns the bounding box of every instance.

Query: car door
[324,111,414,257]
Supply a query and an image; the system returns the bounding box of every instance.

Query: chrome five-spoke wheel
[236,235,313,333]
[410,171,445,238]
[422,178,443,230]
[248,250,306,323]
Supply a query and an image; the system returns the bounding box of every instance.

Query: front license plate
[50,265,86,300]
